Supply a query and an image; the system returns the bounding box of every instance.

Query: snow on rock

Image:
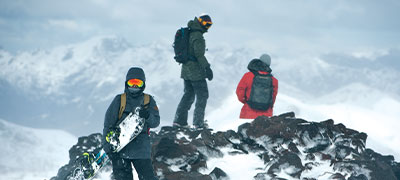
[52,112,400,180]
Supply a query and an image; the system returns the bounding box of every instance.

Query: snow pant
[110,157,158,180]
[174,79,209,127]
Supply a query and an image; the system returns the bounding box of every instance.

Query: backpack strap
[118,93,127,120]
[143,93,150,109]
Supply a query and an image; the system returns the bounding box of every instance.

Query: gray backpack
[247,72,274,110]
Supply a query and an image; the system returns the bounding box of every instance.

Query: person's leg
[132,159,158,180]
[110,157,133,180]
[192,79,209,127]
[173,80,195,126]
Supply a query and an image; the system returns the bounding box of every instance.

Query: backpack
[173,27,193,64]
[247,72,274,111]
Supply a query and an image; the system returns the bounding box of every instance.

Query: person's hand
[205,67,213,81]
[139,107,150,119]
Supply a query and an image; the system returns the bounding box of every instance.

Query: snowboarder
[173,14,214,129]
[236,54,278,119]
[102,67,160,180]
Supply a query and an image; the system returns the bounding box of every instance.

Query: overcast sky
[1,0,399,56]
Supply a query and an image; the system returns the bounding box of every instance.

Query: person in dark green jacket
[103,67,160,180]
[173,14,213,129]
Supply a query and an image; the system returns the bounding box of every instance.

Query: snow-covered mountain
[1,36,399,135]
[0,118,76,180]
[1,36,399,173]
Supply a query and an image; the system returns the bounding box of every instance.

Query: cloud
[0,0,399,54]
[48,19,79,30]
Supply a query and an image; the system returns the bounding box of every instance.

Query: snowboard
[68,106,146,180]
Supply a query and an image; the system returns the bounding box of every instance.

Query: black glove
[205,66,213,81]
[139,107,150,119]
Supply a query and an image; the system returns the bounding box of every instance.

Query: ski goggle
[127,79,144,88]
[199,18,212,29]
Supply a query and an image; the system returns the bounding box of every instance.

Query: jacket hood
[125,67,146,94]
[188,17,207,33]
[247,59,272,73]
[126,67,146,82]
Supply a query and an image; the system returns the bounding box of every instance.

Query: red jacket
[236,60,278,119]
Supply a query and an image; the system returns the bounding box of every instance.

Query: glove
[139,107,150,119]
[205,66,213,81]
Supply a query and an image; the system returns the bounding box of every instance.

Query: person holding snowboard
[236,53,278,119]
[102,67,160,180]
[173,14,214,129]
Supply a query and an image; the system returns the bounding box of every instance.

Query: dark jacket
[102,67,160,159]
[181,17,211,81]
[236,59,278,119]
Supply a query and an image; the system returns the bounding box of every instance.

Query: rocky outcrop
[52,112,400,180]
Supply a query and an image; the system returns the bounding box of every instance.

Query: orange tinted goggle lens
[127,79,144,88]
[199,17,212,29]
[201,21,212,27]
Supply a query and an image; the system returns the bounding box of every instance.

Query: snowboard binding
[105,127,121,152]
[80,152,96,178]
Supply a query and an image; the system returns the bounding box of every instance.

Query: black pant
[111,157,158,180]
[174,79,209,127]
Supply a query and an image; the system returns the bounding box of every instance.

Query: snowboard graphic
[68,106,146,180]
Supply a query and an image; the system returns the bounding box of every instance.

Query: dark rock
[334,145,353,159]
[288,142,300,154]
[305,153,315,161]
[267,152,304,178]
[277,112,295,118]
[69,133,103,162]
[304,162,314,170]
[163,171,212,180]
[259,152,271,164]
[348,174,368,180]
[152,137,197,159]
[254,173,271,180]
[329,173,346,180]
[209,167,228,179]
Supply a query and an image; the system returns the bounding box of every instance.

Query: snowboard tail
[68,106,145,180]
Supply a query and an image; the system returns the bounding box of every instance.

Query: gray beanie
[260,53,271,66]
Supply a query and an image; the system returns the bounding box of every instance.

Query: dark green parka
[181,17,211,81]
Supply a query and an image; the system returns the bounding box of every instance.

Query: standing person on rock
[173,14,214,129]
[236,54,278,119]
[102,67,160,180]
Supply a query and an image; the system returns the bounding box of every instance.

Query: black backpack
[173,27,193,64]
[247,72,274,111]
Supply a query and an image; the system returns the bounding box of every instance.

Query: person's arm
[272,77,278,106]
[145,96,160,128]
[236,72,252,104]
[102,95,120,153]
[192,33,210,69]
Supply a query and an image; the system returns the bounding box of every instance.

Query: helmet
[198,14,212,30]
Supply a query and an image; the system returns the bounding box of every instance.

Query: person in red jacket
[236,54,278,119]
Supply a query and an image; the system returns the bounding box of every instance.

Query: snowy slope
[0,119,76,180]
